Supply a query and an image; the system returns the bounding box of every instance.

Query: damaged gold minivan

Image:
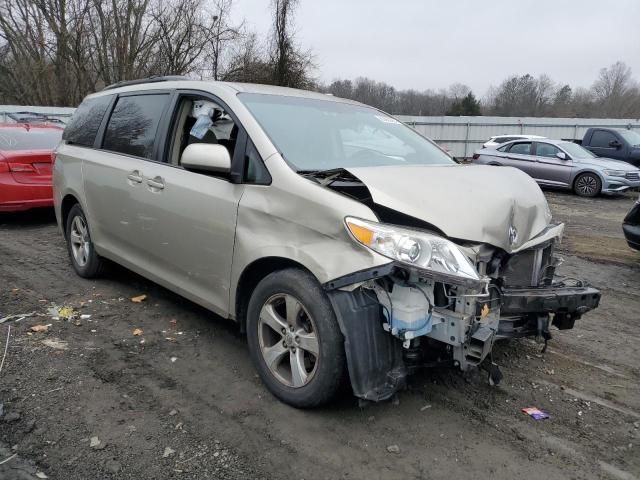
[54,77,601,407]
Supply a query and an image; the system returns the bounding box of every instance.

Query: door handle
[147,176,165,190]
[127,170,143,183]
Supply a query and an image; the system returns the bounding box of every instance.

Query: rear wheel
[65,204,104,278]
[246,268,346,408]
[574,173,601,197]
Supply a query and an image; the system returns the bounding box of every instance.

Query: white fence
[397,115,640,159]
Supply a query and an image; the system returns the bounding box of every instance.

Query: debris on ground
[162,447,175,458]
[131,295,147,303]
[0,312,36,324]
[170,357,177,363]
[41,339,68,351]
[35,472,48,479]
[30,324,50,333]
[132,328,143,336]
[386,445,400,454]
[47,305,77,321]
[90,436,106,450]
[3,412,21,423]
[522,407,550,420]
[420,404,432,411]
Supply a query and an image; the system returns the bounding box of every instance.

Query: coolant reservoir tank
[388,285,432,339]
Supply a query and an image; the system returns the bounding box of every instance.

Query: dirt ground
[1,190,639,480]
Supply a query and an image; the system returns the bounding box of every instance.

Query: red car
[0,123,63,212]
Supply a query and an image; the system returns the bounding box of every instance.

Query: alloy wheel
[576,175,599,196]
[258,293,320,388]
[69,215,90,267]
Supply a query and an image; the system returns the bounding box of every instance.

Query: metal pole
[464,122,470,158]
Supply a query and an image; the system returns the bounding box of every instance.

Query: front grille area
[626,172,639,180]
[502,243,555,287]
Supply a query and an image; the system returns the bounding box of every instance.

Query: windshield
[239,93,455,171]
[559,142,596,159]
[0,127,63,151]
[619,129,640,146]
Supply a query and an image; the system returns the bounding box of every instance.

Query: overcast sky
[235,0,640,97]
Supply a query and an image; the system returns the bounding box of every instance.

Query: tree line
[321,62,640,118]
[0,0,312,106]
[1,0,639,119]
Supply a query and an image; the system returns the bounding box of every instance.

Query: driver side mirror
[609,139,622,149]
[181,143,231,174]
[556,152,567,160]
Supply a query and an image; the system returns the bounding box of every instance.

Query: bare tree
[592,61,638,116]
[268,0,313,88]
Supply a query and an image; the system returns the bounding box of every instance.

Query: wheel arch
[572,169,604,190]
[234,256,315,334]
[60,193,81,238]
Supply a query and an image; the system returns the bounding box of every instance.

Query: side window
[103,94,170,159]
[63,95,113,147]
[508,142,532,155]
[167,96,239,166]
[244,139,271,184]
[591,130,616,148]
[497,144,509,152]
[535,143,561,158]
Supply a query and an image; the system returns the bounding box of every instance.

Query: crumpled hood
[346,164,552,253]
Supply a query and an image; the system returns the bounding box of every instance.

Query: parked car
[53,78,601,408]
[482,134,545,149]
[5,111,66,125]
[580,128,640,167]
[623,195,640,250]
[472,138,640,197]
[0,123,64,212]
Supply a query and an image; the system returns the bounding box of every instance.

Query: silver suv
[54,78,601,407]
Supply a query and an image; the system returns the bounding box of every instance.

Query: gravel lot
[1,190,639,480]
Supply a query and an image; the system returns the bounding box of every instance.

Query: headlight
[345,217,480,282]
[604,170,626,177]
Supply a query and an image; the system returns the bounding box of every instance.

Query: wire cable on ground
[0,325,11,377]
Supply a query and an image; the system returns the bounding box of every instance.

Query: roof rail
[102,75,190,91]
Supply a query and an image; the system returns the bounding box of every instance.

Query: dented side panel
[229,156,392,318]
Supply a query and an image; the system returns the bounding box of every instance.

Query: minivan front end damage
[325,222,601,402]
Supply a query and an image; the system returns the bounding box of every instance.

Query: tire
[574,172,601,197]
[246,268,346,408]
[65,204,105,278]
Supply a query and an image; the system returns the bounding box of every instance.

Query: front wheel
[246,268,346,408]
[574,173,601,197]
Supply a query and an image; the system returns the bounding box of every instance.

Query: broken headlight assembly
[344,217,480,283]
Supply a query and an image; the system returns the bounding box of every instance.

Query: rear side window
[103,94,170,159]
[63,95,113,147]
[590,130,617,148]
[508,142,532,155]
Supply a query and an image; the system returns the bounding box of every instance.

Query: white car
[483,134,546,149]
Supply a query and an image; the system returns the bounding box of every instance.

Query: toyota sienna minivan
[53,77,601,407]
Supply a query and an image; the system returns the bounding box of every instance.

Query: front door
[587,129,623,159]
[532,142,573,187]
[133,93,245,316]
